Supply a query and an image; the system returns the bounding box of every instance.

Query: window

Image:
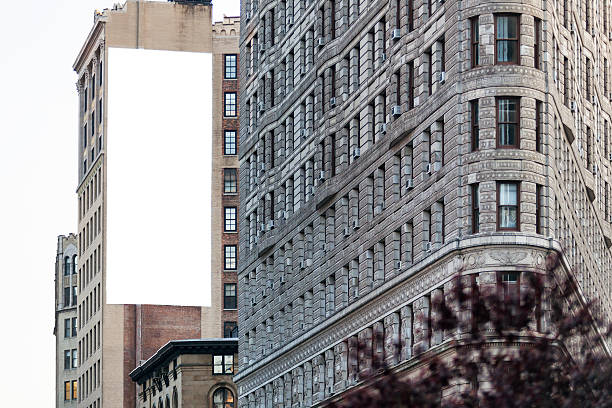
[536,184,542,234]
[224,245,237,270]
[496,97,519,148]
[472,184,480,233]
[535,101,542,152]
[65,381,71,401]
[501,272,520,300]
[72,380,78,400]
[497,182,519,230]
[224,169,238,193]
[213,356,234,375]
[495,15,519,64]
[223,283,237,309]
[224,207,237,232]
[224,92,237,117]
[72,349,78,368]
[471,100,479,151]
[224,55,237,79]
[471,17,480,67]
[72,255,77,274]
[65,318,71,338]
[534,18,541,69]
[224,130,237,155]
[64,257,71,276]
[64,287,70,307]
[224,321,238,338]
[212,387,235,408]
[72,317,77,337]
[408,61,415,109]
[72,286,78,306]
[64,350,71,369]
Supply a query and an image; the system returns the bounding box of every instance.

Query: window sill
[223,230,238,234]
[223,192,238,196]
[223,308,238,311]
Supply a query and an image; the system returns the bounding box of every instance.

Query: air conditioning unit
[343,226,350,236]
[380,123,387,134]
[260,223,266,232]
[258,102,265,112]
[266,71,272,79]
[405,178,414,190]
[570,101,577,112]
[353,147,361,158]
[317,37,325,47]
[259,162,266,171]
[252,176,259,184]
[592,95,596,104]
[593,164,598,174]
[394,260,402,269]
[352,219,360,230]
[438,71,446,84]
[330,97,337,107]
[267,220,275,230]
[321,243,327,251]
[427,163,433,174]
[283,210,289,220]
[299,260,306,270]
[319,171,326,181]
[245,11,251,21]
[300,129,308,138]
[392,105,402,116]
[250,297,256,306]
[306,185,314,195]
[305,258,313,267]
[570,22,576,34]
[287,16,294,26]
[424,241,432,252]
[391,28,401,40]
[380,52,387,63]
[280,274,286,284]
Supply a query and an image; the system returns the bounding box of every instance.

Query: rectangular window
[497,182,520,231]
[64,350,71,370]
[224,245,237,270]
[535,100,542,152]
[224,92,237,117]
[65,381,71,401]
[426,49,432,95]
[224,130,237,155]
[501,271,520,301]
[495,15,519,64]
[223,283,237,309]
[224,54,238,79]
[224,321,238,338]
[72,380,78,400]
[408,0,414,31]
[213,354,234,374]
[72,317,77,337]
[471,100,479,151]
[72,286,78,306]
[408,61,415,109]
[472,184,480,233]
[64,287,70,307]
[471,17,480,67]
[72,349,78,368]
[496,97,520,148]
[224,207,237,232]
[534,18,541,69]
[586,59,592,101]
[536,184,542,234]
[65,318,71,338]
[224,168,238,193]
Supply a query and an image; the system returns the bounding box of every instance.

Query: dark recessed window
[224,169,238,194]
[472,183,480,233]
[72,317,77,337]
[497,182,519,231]
[497,97,520,148]
[495,15,519,65]
[224,130,237,155]
[72,349,78,368]
[64,350,71,369]
[224,245,237,270]
[224,207,237,232]
[72,380,78,400]
[471,17,480,67]
[471,100,479,151]
[223,321,238,338]
[223,283,237,309]
[64,381,70,401]
[224,92,237,117]
[535,100,542,152]
[65,318,71,338]
[224,54,238,79]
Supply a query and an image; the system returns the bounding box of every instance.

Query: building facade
[129,339,238,408]
[55,234,79,407]
[236,0,611,404]
[71,2,239,407]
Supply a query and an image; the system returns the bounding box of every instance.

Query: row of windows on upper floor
[244,14,543,142]
[63,255,77,276]
[79,320,100,374]
[79,169,101,222]
[78,357,100,404]
[243,95,545,218]
[63,379,78,402]
[79,207,101,257]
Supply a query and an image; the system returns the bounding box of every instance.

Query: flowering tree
[324,254,612,408]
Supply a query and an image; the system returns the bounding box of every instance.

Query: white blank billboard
[106,47,212,306]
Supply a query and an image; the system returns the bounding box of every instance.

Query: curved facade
[237,0,611,404]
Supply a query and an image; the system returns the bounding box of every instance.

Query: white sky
[0,0,240,405]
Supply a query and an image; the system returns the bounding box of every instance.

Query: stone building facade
[129,339,238,408]
[236,0,612,404]
[54,234,79,407]
[70,2,240,407]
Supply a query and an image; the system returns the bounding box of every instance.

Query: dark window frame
[224,54,238,79]
[535,184,542,234]
[224,245,238,270]
[472,183,480,233]
[224,92,237,117]
[494,14,520,65]
[224,207,237,232]
[534,18,541,69]
[224,130,237,156]
[471,100,480,151]
[497,181,520,231]
[223,283,237,309]
[535,100,542,152]
[496,97,520,148]
[471,17,480,68]
[224,321,238,338]
[223,168,238,194]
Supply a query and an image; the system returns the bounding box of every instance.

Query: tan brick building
[70,1,239,407]
[54,234,79,407]
[236,0,611,404]
[129,339,238,408]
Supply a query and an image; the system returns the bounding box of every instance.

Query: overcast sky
[0,0,240,405]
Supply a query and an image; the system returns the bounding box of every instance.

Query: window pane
[500,206,518,228]
[72,349,78,368]
[65,382,71,400]
[224,169,237,193]
[224,207,237,231]
[499,124,516,145]
[65,319,71,338]
[72,381,78,400]
[213,356,223,374]
[224,355,233,373]
[496,16,517,39]
[498,99,517,122]
[224,245,237,270]
[499,183,517,205]
[224,131,237,155]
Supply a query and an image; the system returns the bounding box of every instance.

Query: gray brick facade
[237,0,612,405]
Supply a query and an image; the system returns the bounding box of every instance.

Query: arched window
[172,389,178,408]
[213,388,234,408]
[72,255,77,274]
[64,257,71,276]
